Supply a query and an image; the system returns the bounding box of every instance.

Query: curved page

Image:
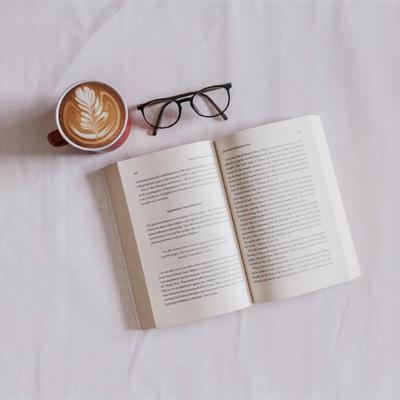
[110,141,251,327]
[215,116,361,303]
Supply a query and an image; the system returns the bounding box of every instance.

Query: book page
[215,115,361,303]
[114,141,251,327]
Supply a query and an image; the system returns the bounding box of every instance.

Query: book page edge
[104,163,156,329]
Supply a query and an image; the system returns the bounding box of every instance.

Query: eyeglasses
[137,83,232,136]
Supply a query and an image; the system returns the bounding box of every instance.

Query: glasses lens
[143,99,180,128]
[192,86,230,117]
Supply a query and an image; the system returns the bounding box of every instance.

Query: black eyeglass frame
[137,82,232,135]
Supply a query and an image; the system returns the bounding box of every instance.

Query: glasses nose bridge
[177,96,192,105]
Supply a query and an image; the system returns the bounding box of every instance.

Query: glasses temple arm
[151,100,174,136]
[199,93,228,120]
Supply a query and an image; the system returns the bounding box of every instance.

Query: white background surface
[1,1,399,399]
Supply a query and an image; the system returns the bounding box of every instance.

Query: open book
[105,115,361,329]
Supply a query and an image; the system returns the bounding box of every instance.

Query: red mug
[47,80,132,152]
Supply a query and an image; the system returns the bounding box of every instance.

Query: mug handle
[47,130,68,147]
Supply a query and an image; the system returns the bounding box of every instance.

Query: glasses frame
[137,82,232,136]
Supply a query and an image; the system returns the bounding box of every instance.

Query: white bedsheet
[1,1,399,398]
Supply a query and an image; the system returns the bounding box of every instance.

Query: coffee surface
[58,82,126,148]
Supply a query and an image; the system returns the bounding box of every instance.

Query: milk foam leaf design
[71,86,111,139]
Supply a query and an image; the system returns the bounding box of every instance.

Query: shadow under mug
[47,80,132,153]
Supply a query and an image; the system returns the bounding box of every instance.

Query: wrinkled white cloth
[0,1,399,398]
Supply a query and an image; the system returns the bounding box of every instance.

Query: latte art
[58,82,126,148]
[73,86,111,139]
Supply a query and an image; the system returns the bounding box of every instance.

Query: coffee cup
[47,80,132,152]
